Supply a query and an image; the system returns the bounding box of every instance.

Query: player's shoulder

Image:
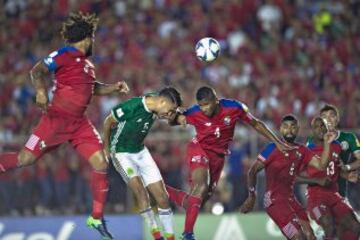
[184,104,201,116]
[339,131,357,139]
[305,141,317,150]
[47,46,78,58]
[220,99,250,114]
[261,142,277,154]
[331,140,342,150]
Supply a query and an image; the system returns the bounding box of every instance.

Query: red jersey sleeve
[184,105,201,125]
[227,100,254,124]
[43,50,63,72]
[300,145,316,168]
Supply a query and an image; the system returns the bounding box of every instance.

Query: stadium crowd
[0,0,359,216]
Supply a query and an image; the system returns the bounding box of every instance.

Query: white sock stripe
[158,208,173,215]
[139,207,152,214]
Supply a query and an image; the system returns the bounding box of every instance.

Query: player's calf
[319,215,335,238]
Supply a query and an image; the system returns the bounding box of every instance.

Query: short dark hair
[196,86,216,101]
[311,116,326,127]
[61,12,99,43]
[320,104,339,117]
[281,114,299,124]
[159,87,182,106]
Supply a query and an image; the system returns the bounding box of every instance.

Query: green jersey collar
[142,96,151,113]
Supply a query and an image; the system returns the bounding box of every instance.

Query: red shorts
[307,191,353,224]
[266,198,307,239]
[186,142,225,192]
[24,110,103,160]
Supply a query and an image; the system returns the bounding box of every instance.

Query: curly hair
[61,12,99,43]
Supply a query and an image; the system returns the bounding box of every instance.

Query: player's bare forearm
[347,153,360,171]
[94,81,129,96]
[30,61,48,93]
[168,114,186,126]
[240,160,263,213]
[251,119,283,146]
[103,114,116,153]
[247,160,264,190]
[296,175,323,186]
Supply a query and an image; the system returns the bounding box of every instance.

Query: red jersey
[258,143,315,204]
[306,141,342,194]
[43,46,96,117]
[184,99,254,155]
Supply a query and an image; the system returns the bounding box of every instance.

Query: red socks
[166,185,188,208]
[91,170,109,219]
[184,195,202,233]
[0,153,19,172]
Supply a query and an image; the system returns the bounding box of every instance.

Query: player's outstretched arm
[296,174,331,187]
[309,132,337,169]
[240,160,264,213]
[168,113,187,127]
[340,171,359,183]
[103,114,117,159]
[94,81,129,96]
[248,118,293,152]
[30,61,50,111]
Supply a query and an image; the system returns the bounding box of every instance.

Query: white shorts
[112,147,163,186]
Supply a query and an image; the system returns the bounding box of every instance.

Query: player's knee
[89,152,108,171]
[192,182,208,198]
[290,232,305,240]
[155,193,170,208]
[322,223,335,236]
[18,150,37,166]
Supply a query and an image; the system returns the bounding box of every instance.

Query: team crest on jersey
[295,151,302,160]
[332,152,339,159]
[224,116,231,125]
[340,141,349,151]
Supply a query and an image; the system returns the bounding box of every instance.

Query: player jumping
[166,86,292,240]
[299,117,360,239]
[240,115,337,240]
[103,87,182,240]
[0,12,129,239]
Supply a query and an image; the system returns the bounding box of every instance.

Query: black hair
[159,87,182,106]
[61,12,99,43]
[320,104,339,117]
[281,114,299,124]
[196,86,216,101]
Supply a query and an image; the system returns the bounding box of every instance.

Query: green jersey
[307,131,360,197]
[110,96,155,153]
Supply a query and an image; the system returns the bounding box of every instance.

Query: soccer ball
[195,37,220,62]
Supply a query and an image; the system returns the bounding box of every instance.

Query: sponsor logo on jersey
[205,122,212,126]
[136,118,142,122]
[224,116,231,125]
[340,141,349,151]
